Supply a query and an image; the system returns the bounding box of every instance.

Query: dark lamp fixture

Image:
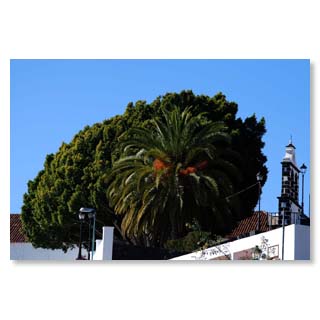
[300,163,307,174]
[79,207,96,214]
[88,211,96,219]
[256,172,263,182]
[79,207,95,220]
[78,207,96,261]
[281,202,286,209]
[300,163,307,215]
[78,212,86,220]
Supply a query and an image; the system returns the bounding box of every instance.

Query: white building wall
[10,243,79,260]
[294,224,310,259]
[10,225,309,261]
[93,227,114,260]
[11,226,115,261]
[171,224,310,261]
[283,224,295,259]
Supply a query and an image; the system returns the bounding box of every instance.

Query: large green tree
[107,106,241,246]
[21,90,267,251]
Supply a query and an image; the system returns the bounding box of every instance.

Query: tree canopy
[107,106,241,246]
[21,90,267,251]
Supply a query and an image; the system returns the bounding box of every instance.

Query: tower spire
[284,137,296,165]
[278,140,302,226]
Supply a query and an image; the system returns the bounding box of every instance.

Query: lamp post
[256,172,263,233]
[300,163,307,215]
[88,210,96,260]
[79,207,96,261]
[280,202,286,260]
[76,211,86,260]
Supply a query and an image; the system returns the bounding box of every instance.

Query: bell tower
[277,139,302,224]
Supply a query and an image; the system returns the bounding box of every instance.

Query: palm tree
[107,106,240,247]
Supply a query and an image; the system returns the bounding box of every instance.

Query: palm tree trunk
[170,208,179,240]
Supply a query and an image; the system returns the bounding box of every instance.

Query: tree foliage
[21,90,267,251]
[107,106,240,246]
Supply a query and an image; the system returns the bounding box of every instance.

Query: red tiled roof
[10,214,27,243]
[9,211,271,244]
[226,211,270,239]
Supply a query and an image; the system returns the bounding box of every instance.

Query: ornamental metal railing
[265,211,310,229]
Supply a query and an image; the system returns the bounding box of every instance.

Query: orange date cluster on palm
[153,159,170,171]
[179,167,197,175]
[153,159,208,176]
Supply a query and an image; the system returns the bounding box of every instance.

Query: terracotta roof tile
[226,211,270,239]
[10,214,27,243]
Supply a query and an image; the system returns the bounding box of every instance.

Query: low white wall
[171,224,310,261]
[294,224,310,259]
[10,243,79,260]
[11,225,309,261]
[11,226,115,261]
[93,227,114,260]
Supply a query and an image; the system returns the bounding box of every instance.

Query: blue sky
[10,59,310,214]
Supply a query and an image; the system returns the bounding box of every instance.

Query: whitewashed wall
[294,224,310,259]
[10,243,79,260]
[10,225,309,260]
[93,227,114,260]
[171,224,310,261]
[11,226,115,261]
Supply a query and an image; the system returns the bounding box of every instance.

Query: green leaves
[107,105,242,246]
[22,90,267,251]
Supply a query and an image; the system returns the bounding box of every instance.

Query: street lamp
[256,172,263,233]
[79,207,96,260]
[76,211,86,260]
[300,163,307,215]
[88,210,96,261]
[280,201,286,260]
